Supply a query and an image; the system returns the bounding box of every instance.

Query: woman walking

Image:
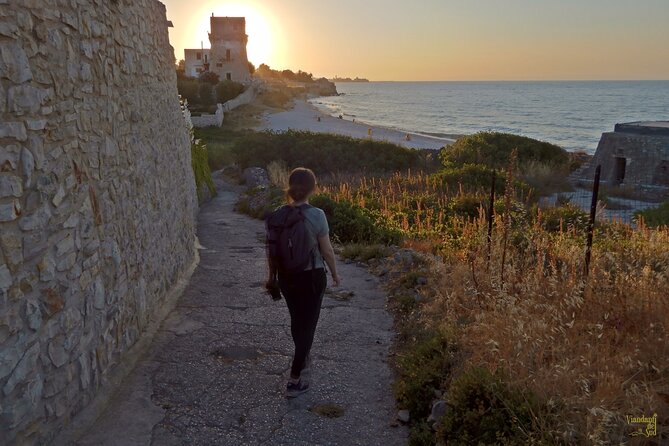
[265,168,341,398]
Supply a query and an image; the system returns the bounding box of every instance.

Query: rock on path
[75,177,407,446]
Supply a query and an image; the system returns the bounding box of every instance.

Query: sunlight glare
[186,2,280,66]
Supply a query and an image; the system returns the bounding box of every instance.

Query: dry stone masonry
[0,0,198,443]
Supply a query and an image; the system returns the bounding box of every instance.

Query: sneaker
[285,379,310,398]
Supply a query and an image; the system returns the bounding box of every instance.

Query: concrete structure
[0,0,198,443]
[590,121,669,186]
[184,16,251,83]
[184,49,211,77]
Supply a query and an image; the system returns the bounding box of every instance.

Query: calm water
[310,81,669,153]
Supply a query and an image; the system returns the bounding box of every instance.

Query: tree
[247,61,256,74]
[198,82,214,105]
[177,78,199,103]
[215,80,246,104]
[199,71,220,85]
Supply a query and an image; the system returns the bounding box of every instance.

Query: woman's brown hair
[287,168,317,202]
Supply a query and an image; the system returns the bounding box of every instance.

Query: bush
[310,194,403,245]
[635,202,669,227]
[177,78,200,103]
[191,139,216,202]
[436,367,549,445]
[393,332,455,420]
[199,71,220,85]
[230,130,421,175]
[261,89,292,108]
[198,82,215,105]
[537,203,589,232]
[441,132,569,171]
[216,80,246,104]
[433,164,501,195]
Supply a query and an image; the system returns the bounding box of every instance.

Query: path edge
[51,240,201,445]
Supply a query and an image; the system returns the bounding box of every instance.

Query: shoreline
[255,99,456,150]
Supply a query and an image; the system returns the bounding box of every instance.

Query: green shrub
[393,332,455,420]
[409,422,436,446]
[340,244,390,262]
[230,130,421,175]
[205,141,235,171]
[216,80,246,104]
[198,82,214,105]
[177,78,200,103]
[436,367,549,445]
[310,194,403,245]
[191,139,216,202]
[538,203,589,232]
[635,202,669,227]
[441,132,569,171]
[199,71,220,85]
[433,164,500,194]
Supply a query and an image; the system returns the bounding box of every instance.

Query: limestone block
[0,122,27,141]
[3,342,39,395]
[0,200,19,222]
[25,298,42,330]
[0,232,22,267]
[20,147,34,187]
[2,377,43,430]
[0,264,12,291]
[26,119,47,131]
[37,253,55,282]
[0,174,22,198]
[0,342,20,380]
[18,203,51,231]
[0,22,19,39]
[47,338,68,368]
[0,41,32,83]
[7,84,49,114]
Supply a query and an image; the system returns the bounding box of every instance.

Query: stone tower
[208,15,251,83]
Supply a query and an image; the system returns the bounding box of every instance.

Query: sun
[188,2,280,66]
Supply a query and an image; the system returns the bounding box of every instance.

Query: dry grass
[319,167,669,442]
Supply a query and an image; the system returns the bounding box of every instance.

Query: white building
[184,15,251,83]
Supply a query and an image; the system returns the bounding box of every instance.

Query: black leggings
[278,268,327,377]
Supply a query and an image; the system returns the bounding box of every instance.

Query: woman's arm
[318,234,341,286]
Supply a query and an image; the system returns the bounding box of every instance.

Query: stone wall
[191,103,225,128]
[0,0,198,444]
[590,130,669,186]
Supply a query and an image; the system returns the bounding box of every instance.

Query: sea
[310,81,669,153]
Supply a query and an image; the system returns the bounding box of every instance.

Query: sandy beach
[256,100,455,150]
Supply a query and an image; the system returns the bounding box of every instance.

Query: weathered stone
[63,212,79,229]
[7,84,49,114]
[0,200,19,222]
[20,147,34,187]
[0,174,22,198]
[37,253,55,282]
[55,233,74,257]
[0,343,21,380]
[0,264,12,291]
[26,119,47,130]
[242,167,270,188]
[24,299,42,331]
[0,122,27,141]
[18,203,51,231]
[397,409,410,423]
[0,232,22,267]
[3,342,39,395]
[52,185,66,207]
[0,41,32,83]
[47,338,68,368]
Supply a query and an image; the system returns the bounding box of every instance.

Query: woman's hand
[331,273,341,287]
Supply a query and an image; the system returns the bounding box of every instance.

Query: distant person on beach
[405,133,411,141]
[317,116,321,122]
[265,168,341,398]
[368,127,373,138]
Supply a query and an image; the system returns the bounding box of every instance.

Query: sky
[162,0,669,81]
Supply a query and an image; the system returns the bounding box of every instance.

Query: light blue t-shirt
[302,206,329,270]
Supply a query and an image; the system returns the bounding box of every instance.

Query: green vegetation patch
[635,202,669,227]
[441,131,570,171]
[191,138,216,202]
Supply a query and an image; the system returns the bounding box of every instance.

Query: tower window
[196,52,202,60]
[226,73,232,81]
[226,49,231,61]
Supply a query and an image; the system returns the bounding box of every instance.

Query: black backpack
[266,204,318,274]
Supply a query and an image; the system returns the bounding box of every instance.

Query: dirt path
[74,176,407,446]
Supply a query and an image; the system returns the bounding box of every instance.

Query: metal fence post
[584,165,602,277]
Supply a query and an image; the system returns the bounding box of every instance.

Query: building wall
[184,49,210,78]
[209,17,250,83]
[0,0,198,443]
[590,131,669,185]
